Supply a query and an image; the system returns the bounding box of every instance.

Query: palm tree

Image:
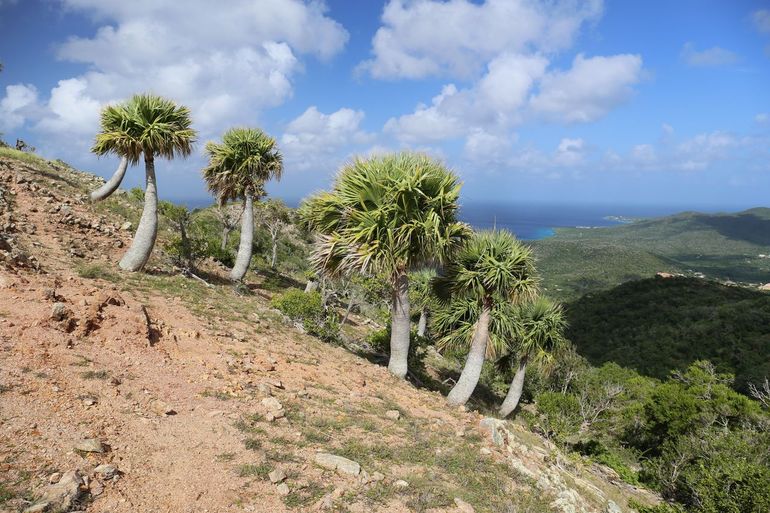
[498,297,568,418]
[300,152,469,379]
[92,94,195,271]
[434,230,538,406]
[202,127,283,282]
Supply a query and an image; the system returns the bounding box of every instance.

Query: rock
[74,438,105,453]
[605,500,622,513]
[50,302,70,322]
[90,481,104,496]
[394,480,409,488]
[385,410,400,421]
[23,504,49,513]
[314,453,361,476]
[454,497,475,513]
[150,400,176,416]
[479,417,506,446]
[48,472,61,484]
[120,222,132,231]
[25,470,85,513]
[276,483,290,496]
[261,397,283,412]
[480,447,492,456]
[371,471,385,482]
[94,464,118,479]
[268,468,286,484]
[265,410,285,422]
[82,397,96,406]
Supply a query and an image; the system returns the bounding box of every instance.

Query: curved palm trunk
[119,155,158,272]
[499,357,528,418]
[417,308,428,337]
[388,271,410,379]
[447,304,491,406]
[90,156,128,202]
[230,196,254,281]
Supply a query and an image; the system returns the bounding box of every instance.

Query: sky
[1,0,769,209]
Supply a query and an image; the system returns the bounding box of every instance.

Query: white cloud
[530,53,643,123]
[385,54,549,143]
[35,78,101,134]
[12,0,348,154]
[756,113,769,124]
[0,84,38,131]
[359,0,603,79]
[281,106,374,171]
[680,42,738,67]
[752,9,770,34]
[554,138,586,166]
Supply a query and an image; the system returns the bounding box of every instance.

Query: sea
[458,202,712,241]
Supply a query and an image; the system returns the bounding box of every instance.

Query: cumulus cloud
[359,0,603,79]
[530,53,643,123]
[0,84,38,131]
[281,106,375,171]
[384,54,548,143]
[680,42,739,67]
[7,0,348,154]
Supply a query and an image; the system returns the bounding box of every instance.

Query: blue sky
[1,0,769,209]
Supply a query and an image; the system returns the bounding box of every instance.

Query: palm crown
[510,296,568,365]
[302,152,469,280]
[434,229,538,305]
[92,93,195,164]
[202,127,283,202]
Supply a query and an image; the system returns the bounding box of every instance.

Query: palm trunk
[342,295,355,325]
[119,155,158,271]
[220,226,230,251]
[388,271,410,379]
[230,196,254,281]
[417,308,427,337]
[90,156,128,202]
[499,358,528,418]
[270,235,278,269]
[447,304,491,406]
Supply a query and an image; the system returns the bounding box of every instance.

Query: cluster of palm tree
[300,152,569,415]
[89,92,566,417]
[90,93,283,280]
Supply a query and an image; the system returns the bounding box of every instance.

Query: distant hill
[531,207,770,300]
[566,276,770,391]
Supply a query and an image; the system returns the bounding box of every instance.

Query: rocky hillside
[0,149,657,513]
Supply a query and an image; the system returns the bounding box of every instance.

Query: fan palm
[497,297,568,418]
[202,127,283,281]
[434,230,538,406]
[300,152,469,378]
[92,93,196,271]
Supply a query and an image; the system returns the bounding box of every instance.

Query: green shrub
[535,392,581,442]
[272,289,324,321]
[574,440,639,485]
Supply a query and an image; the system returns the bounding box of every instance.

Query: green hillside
[566,276,770,391]
[532,207,770,300]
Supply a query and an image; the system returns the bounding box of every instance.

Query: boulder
[314,453,361,476]
[74,438,105,453]
[24,470,85,513]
